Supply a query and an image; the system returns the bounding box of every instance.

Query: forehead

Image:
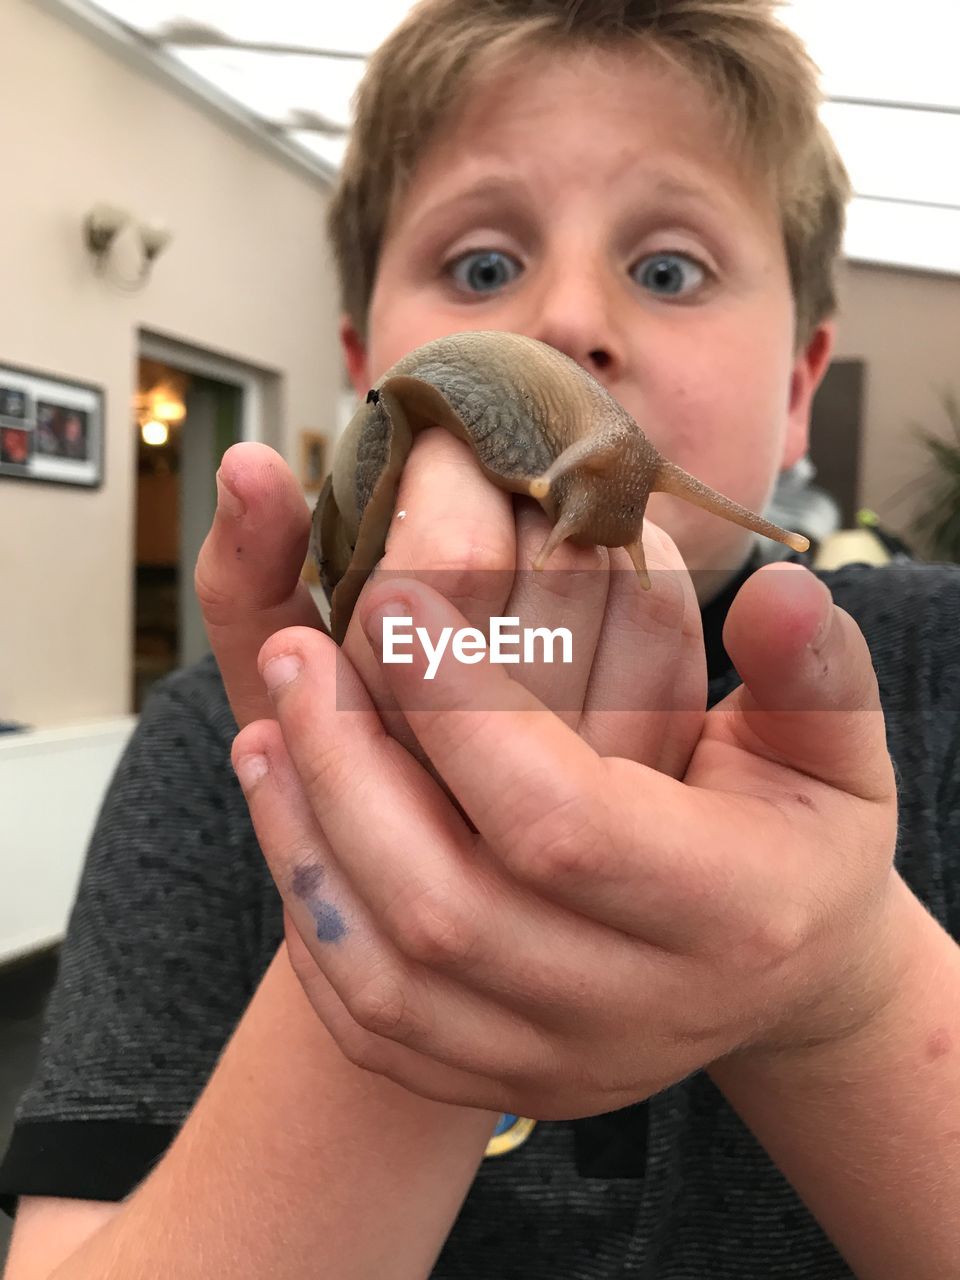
[387,43,774,230]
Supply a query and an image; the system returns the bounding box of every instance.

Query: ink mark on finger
[291,861,325,899]
[312,900,347,942]
[290,861,348,943]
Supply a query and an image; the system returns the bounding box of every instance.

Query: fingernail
[362,596,413,650]
[262,653,302,693]
[216,470,245,519]
[235,753,268,789]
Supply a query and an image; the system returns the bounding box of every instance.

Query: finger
[718,562,896,803]
[354,578,783,952]
[257,625,668,1021]
[496,502,609,726]
[232,711,570,1089]
[282,923,513,1117]
[196,442,322,729]
[338,428,517,753]
[355,575,631,889]
[350,578,824,962]
[372,428,517,624]
[580,522,706,775]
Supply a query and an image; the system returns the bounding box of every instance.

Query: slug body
[312,330,808,643]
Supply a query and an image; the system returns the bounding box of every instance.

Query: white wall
[0,0,341,730]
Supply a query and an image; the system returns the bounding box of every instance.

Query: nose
[524,247,627,385]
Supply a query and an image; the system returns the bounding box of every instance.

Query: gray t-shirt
[2,558,959,1278]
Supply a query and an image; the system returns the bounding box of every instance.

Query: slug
[312,330,809,643]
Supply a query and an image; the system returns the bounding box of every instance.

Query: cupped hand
[229,428,723,1116]
[234,540,905,1120]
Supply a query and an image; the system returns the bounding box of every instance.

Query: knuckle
[751,902,810,968]
[420,543,511,608]
[725,903,810,981]
[194,556,235,625]
[299,739,356,803]
[393,883,479,969]
[427,537,510,581]
[348,970,418,1041]
[514,797,605,888]
[382,519,511,606]
[292,966,389,1070]
[337,1021,382,1071]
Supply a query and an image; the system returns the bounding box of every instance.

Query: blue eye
[632,252,706,297]
[449,250,522,294]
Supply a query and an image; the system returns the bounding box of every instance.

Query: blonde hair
[327,0,850,348]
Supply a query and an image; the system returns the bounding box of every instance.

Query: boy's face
[341,44,834,585]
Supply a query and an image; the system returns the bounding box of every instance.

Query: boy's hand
[231,433,909,1121]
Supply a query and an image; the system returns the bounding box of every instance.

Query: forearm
[709,876,960,1279]
[50,945,495,1280]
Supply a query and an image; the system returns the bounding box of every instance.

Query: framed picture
[0,361,104,488]
[299,430,328,493]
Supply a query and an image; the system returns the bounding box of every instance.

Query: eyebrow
[646,175,719,206]
[414,176,531,227]
[417,169,728,225]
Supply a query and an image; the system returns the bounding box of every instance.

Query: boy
[3,2,959,1276]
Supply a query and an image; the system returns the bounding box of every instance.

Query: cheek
[366,247,514,379]
[365,251,449,377]
[642,340,793,572]
[366,298,440,380]
[655,336,791,502]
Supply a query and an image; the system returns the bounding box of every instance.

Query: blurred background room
[1,0,959,1263]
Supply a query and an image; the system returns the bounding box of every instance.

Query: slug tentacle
[528,429,628,500]
[654,459,810,554]
[626,539,652,590]
[532,506,586,570]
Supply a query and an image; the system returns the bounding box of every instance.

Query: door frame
[138,331,268,442]
[133,332,272,707]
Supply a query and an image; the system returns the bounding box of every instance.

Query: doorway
[132,335,268,713]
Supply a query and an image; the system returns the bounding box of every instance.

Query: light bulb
[141,419,169,446]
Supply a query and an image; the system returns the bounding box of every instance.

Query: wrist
[709,873,947,1093]
[705,876,960,1280]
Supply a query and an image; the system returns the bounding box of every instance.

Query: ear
[782,320,836,470]
[339,315,370,397]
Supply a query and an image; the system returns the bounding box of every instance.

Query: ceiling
[61,0,960,275]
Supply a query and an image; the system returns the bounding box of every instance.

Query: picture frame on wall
[299,429,328,494]
[0,361,105,488]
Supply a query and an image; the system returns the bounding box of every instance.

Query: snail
[312,330,808,643]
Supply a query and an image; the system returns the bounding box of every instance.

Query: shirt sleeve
[0,656,283,1213]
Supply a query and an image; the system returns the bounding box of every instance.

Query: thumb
[720,562,895,803]
[195,442,322,730]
